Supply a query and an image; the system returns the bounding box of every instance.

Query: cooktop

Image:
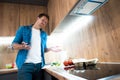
[67,63,120,80]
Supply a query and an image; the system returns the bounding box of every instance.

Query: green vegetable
[51,62,61,66]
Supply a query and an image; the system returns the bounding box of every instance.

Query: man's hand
[12,42,30,50]
[21,42,30,50]
[47,46,62,52]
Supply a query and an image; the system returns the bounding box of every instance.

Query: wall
[0,3,48,36]
[61,0,120,62]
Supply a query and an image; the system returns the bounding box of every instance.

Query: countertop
[44,62,120,80]
[0,62,120,80]
[44,66,86,80]
[0,68,17,74]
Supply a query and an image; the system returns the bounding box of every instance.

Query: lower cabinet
[44,71,58,80]
[0,72,17,80]
[0,70,58,80]
[51,76,58,80]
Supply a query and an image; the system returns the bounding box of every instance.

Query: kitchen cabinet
[0,3,48,36]
[0,3,19,36]
[0,72,17,80]
[48,0,78,33]
[44,71,58,80]
[0,68,17,80]
[0,69,57,80]
[0,70,57,80]
[0,0,78,35]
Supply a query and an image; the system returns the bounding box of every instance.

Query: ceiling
[0,0,48,6]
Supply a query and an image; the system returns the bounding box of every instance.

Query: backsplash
[0,37,18,69]
[0,44,18,69]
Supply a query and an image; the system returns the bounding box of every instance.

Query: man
[12,13,52,80]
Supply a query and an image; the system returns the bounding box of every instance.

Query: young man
[12,13,50,80]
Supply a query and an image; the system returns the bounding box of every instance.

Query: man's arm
[12,42,30,50]
[45,46,62,52]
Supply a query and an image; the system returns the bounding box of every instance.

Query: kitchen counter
[44,62,120,80]
[44,66,86,80]
[0,66,85,80]
[0,66,86,80]
[0,68,17,75]
[0,62,120,80]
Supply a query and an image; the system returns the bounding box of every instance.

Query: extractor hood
[69,0,108,15]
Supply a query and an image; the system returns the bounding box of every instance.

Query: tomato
[63,59,73,66]
[63,60,69,66]
[12,63,14,68]
[68,59,73,65]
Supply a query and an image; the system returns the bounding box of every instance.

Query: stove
[67,63,120,80]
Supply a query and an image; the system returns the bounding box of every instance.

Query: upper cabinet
[48,0,78,34]
[0,3,48,36]
[0,0,78,36]
[0,3,19,36]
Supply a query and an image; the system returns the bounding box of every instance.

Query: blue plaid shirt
[12,25,47,69]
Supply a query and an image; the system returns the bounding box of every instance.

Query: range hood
[70,0,108,15]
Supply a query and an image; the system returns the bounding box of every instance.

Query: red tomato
[63,60,69,66]
[68,59,73,65]
[12,63,14,68]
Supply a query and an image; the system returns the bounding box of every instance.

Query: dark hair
[38,13,49,21]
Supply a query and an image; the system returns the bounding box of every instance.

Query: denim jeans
[18,63,44,80]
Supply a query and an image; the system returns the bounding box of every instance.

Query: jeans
[18,63,44,80]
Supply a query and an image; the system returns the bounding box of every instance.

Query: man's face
[37,16,48,28]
